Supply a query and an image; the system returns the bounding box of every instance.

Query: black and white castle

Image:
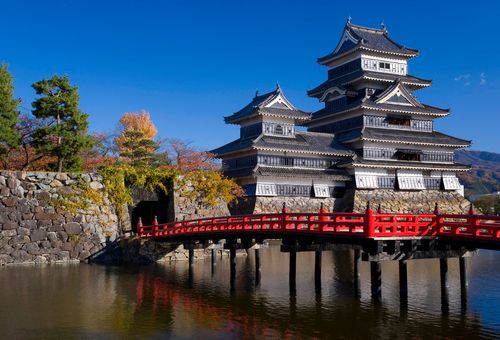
[212,20,471,213]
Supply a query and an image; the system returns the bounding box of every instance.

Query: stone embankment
[352,189,470,213]
[0,171,121,265]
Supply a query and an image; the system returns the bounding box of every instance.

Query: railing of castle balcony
[364,115,433,132]
[363,148,454,163]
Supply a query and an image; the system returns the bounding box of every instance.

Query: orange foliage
[167,139,218,171]
[115,111,157,143]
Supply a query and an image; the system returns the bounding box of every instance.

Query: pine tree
[0,64,21,166]
[31,75,93,172]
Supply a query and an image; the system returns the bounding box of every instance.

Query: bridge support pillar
[353,249,361,297]
[211,247,217,271]
[188,246,194,268]
[399,259,408,301]
[459,256,468,293]
[230,247,236,291]
[314,250,322,291]
[255,247,261,285]
[440,257,448,289]
[370,261,382,301]
[289,249,297,292]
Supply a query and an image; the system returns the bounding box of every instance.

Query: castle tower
[307,20,471,194]
[211,85,353,213]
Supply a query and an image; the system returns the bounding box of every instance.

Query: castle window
[386,116,411,126]
[379,62,390,69]
[395,149,421,161]
[275,125,283,135]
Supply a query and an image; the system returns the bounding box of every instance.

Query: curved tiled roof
[308,71,431,98]
[210,132,354,157]
[224,85,310,124]
[318,21,418,65]
[336,127,471,147]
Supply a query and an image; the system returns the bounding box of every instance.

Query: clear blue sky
[1,1,499,153]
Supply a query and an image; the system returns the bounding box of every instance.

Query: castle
[211,20,471,214]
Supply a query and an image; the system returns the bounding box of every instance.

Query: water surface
[1,246,499,339]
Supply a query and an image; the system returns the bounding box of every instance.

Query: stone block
[0,254,13,264]
[1,244,14,254]
[34,255,48,264]
[26,243,40,255]
[11,250,31,262]
[56,231,68,242]
[61,242,74,252]
[55,173,68,181]
[31,229,47,242]
[6,177,18,189]
[1,230,17,237]
[35,212,61,220]
[59,251,70,261]
[47,232,57,242]
[3,222,18,230]
[2,197,18,207]
[17,227,30,236]
[64,222,82,235]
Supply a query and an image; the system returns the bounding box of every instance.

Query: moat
[1,245,499,339]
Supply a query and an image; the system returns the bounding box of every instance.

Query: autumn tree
[115,111,167,167]
[31,75,93,172]
[168,139,217,171]
[0,64,21,167]
[6,114,54,170]
[81,132,118,171]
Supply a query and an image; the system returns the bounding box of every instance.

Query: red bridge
[135,204,500,301]
[138,205,500,247]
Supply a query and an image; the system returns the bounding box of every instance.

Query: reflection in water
[0,246,499,338]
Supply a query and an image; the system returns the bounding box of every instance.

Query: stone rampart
[0,171,121,265]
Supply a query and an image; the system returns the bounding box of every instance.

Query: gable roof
[317,20,419,65]
[374,80,423,107]
[224,85,311,124]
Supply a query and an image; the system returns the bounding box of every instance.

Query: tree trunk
[57,113,62,172]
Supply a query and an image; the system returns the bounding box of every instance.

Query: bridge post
[353,249,361,296]
[211,247,217,269]
[188,246,194,268]
[370,261,382,301]
[314,249,322,291]
[459,256,468,293]
[289,247,297,292]
[229,243,237,291]
[439,257,448,288]
[255,247,261,285]
[399,259,408,300]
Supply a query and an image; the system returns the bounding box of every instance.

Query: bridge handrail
[137,208,500,242]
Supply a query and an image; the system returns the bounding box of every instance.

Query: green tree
[31,75,93,172]
[0,64,21,166]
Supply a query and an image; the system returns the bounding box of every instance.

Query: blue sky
[1,1,499,152]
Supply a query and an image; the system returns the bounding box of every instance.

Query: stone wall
[0,171,122,265]
[169,184,230,221]
[351,189,470,214]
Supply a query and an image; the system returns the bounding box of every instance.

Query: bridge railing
[136,205,500,242]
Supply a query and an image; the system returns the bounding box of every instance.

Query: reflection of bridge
[137,203,500,300]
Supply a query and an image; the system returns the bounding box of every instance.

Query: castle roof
[307,71,431,98]
[338,158,471,172]
[223,165,351,181]
[317,20,419,65]
[211,131,354,157]
[224,85,311,124]
[336,127,471,148]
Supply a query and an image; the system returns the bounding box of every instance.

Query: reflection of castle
[212,20,471,213]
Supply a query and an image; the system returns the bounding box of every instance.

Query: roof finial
[347,16,352,25]
[381,21,387,32]
[276,81,281,91]
[255,89,259,98]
